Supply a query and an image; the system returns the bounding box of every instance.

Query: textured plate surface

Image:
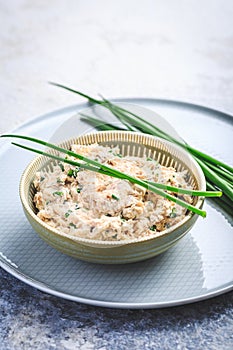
[0,98,232,308]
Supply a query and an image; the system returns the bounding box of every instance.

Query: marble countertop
[1,1,233,349]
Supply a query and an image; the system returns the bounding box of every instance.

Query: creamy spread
[33,144,193,241]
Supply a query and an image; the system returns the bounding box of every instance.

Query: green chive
[114,153,123,158]
[112,194,120,201]
[67,169,73,176]
[170,207,177,218]
[53,191,63,196]
[1,134,223,218]
[65,209,72,218]
[67,167,79,178]
[76,186,82,193]
[58,162,64,171]
[69,222,77,229]
[50,83,232,214]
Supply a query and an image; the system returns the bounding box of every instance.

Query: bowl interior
[21,131,206,248]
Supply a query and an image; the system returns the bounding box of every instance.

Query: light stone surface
[1,0,233,133]
[0,0,233,349]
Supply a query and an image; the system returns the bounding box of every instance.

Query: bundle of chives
[49,82,232,217]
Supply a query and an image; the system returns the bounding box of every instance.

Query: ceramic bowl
[20,131,206,264]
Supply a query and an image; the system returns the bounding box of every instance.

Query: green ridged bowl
[20,131,206,264]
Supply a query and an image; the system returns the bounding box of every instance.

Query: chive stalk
[48,82,232,215]
[1,134,222,217]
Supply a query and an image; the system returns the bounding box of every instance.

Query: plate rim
[1,258,232,309]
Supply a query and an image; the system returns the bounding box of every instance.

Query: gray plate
[0,98,232,308]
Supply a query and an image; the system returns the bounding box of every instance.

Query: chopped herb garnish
[146,157,153,161]
[120,217,126,222]
[111,194,119,201]
[112,234,118,239]
[76,186,83,193]
[170,207,177,218]
[65,209,72,218]
[150,225,157,231]
[46,200,50,205]
[56,177,63,183]
[40,176,45,182]
[69,222,77,229]
[67,169,73,176]
[75,204,80,210]
[53,191,63,196]
[67,167,80,178]
[113,153,123,158]
[73,168,80,177]
[58,162,64,171]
